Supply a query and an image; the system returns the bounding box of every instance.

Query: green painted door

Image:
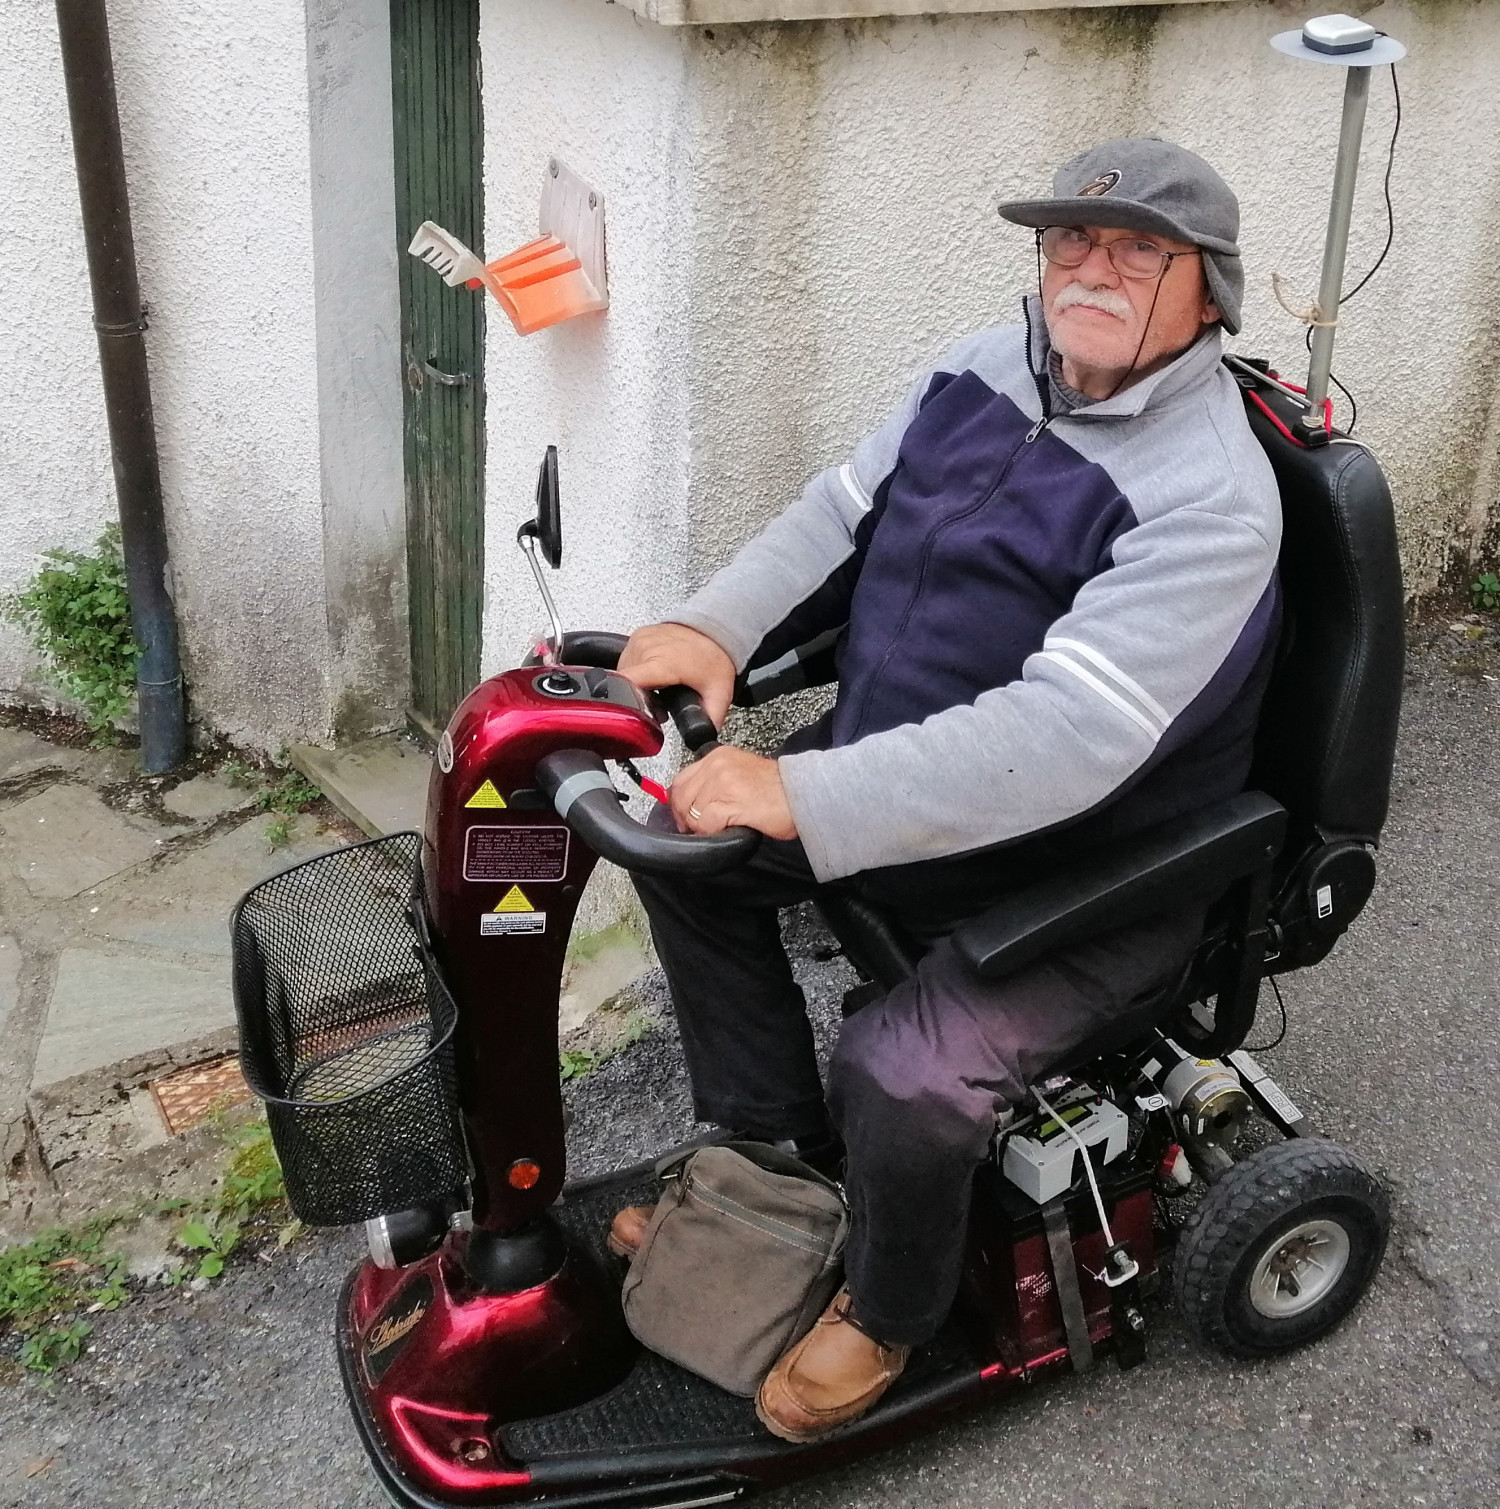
[391,0,485,734]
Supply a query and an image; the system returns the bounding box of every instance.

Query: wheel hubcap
[1249,1217,1351,1318]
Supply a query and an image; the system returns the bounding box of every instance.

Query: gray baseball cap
[997,138,1244,334]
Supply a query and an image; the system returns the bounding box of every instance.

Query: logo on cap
[1076,170,1121,197]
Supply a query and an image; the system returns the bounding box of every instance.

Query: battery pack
[1001,1090,1129,1205]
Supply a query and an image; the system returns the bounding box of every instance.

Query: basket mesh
[231,833,467,1226]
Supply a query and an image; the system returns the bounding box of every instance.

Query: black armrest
[734,627,843,707]
[951,791,1288,980]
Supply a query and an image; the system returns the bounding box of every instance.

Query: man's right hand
[617,623,737,731]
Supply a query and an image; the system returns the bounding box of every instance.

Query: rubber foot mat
[506,1166,978,1463]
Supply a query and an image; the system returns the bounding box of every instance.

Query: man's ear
[1201,297,1221,328]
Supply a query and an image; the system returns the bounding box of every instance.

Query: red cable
[1265,372,1334,431]
[1246,389,1306,448]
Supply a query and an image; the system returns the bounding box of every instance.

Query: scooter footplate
[497,1165,979,1465]
[503,1348,761,1459]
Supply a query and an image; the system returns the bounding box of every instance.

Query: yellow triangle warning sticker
[465,780,507,810]
[493,885,534,913]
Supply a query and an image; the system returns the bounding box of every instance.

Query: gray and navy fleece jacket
[669,299,1282,886]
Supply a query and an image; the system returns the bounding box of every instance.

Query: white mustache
[1051,282,1133,321]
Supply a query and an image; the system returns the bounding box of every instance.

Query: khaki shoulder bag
[620,1141,849,1397]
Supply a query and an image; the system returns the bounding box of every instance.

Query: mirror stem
[518,528,566,664]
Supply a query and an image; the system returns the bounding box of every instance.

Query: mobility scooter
[231,356,1404,1508]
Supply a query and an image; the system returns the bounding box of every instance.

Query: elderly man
[613,138,1281,1440]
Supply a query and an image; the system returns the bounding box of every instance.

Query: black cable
[1249,975,1288,1053]
[1329,368,1359,433]
[1031,227,1168,407]
[1340,62,1402,306]
[1297,62,1401,438]
[1305,323,1361,433]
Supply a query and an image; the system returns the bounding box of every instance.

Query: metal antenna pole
[1303,65,1371,428]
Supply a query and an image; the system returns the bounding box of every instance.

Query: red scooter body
[340,664,659,1499]
[333,661,1159,1508]
[421,663,661,1231]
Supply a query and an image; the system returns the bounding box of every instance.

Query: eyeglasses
[1038,226,1200,281]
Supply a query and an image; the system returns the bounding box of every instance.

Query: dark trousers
[632,836,1204,1348]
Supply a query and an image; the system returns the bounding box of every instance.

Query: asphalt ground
[2,634,1497,1508]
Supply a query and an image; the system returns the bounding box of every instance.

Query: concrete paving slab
[0,934,17,1201]
[0,726,81,783]
[0,785,160,899]
[62,744,139,787]
[290,733,430,838]
[31,948,232,1089]
[84,817,339,958]
[0,935,16,1042]
[160,771,256,822]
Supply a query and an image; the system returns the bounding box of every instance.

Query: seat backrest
[1242,376,1405,848]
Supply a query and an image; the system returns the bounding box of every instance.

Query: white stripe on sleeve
[1045,636,1171,726]
[1037,650,1164,741]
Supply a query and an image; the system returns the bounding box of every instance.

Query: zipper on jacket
[844,295,1054,741]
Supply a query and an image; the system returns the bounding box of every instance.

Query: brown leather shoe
[606,1204,654,1258]
[755,1287,909,1443]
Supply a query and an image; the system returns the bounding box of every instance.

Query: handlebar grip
[536,750,759,877]
[522,631,628,670]
[520,631,720,752]
[655,685,721,753]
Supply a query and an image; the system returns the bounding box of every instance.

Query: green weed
[0,1118,296,1376]
[254,771,322,818]
[173,1117,292,1277]
[1,524,138,742]
[219,758,259,790]
[1472,572,1500,613]
[254,771,321,850]
[558,1011,653,1084]
[19,1320,92,1373]
[0,1219,128,1373]
[559,1049,598,1082]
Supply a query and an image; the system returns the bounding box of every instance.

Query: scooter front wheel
[1172,1137,1390,1358]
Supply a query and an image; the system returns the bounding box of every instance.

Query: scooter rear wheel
[1172,1137,1390,1358]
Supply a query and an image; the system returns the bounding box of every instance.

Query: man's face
[1041,224,1220,379]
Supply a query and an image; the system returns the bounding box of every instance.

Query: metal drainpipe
[54,0,186,772]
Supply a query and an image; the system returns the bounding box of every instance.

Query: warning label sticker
[1255,1079,1303,1126]
[463,825,570,883]
[493,885,533,912]
[465,780,508,810]
[480,910,546,937]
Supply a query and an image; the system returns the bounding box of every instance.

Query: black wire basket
[230,832,468,1227]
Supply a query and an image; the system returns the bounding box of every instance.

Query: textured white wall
[0,0,334,749]
[307,0,409,742]
[478,0,699,935]
[676,0,1499,593]
[478,0,696,680]
[478,0,1498,639]
[0,1,116,705]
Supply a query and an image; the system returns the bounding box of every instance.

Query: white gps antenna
[1270,15,1406,436]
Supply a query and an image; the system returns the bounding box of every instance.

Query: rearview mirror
[533,445,562,568]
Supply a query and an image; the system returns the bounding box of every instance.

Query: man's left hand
[670,746,798,841]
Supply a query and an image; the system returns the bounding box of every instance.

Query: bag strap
[654,1139,846,1206]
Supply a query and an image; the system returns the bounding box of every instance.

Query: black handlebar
[536,631,721,752]
[535,750,760,877]
[652,685,720,753]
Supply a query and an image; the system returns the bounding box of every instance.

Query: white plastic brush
[407,221,486,287]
